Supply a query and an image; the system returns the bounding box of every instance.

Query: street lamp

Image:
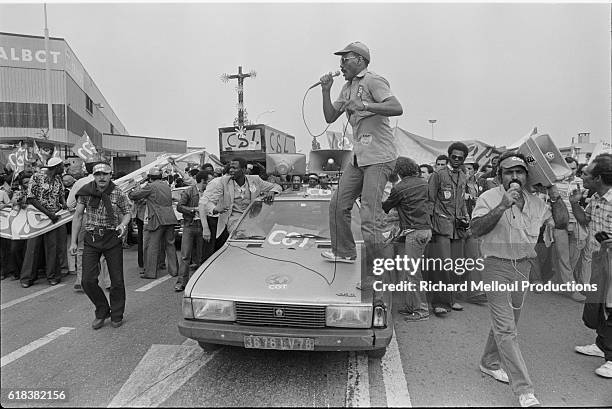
[428,119,437,140]
[255,109,275,123]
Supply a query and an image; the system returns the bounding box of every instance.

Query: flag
[6,142,26,176]
[71,132,98,161]
[32,140,44,162]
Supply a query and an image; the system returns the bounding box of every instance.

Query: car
[178,187,394,358]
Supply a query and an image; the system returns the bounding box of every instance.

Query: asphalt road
[1,247,610,407]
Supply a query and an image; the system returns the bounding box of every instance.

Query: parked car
[178,188,394,358]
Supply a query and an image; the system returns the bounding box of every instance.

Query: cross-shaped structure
[221,66,256,128]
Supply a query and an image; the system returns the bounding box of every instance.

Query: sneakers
[575,344,605,358]
[451,302,464,311]
[403,312,429,322]
[518,393,541,407]
[479,364,509,383]
[595,361,612,378]
[321,251,356,263]
[433,306,449,316]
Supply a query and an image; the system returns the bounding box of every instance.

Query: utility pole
[428,119,437,140]
[44,3,53,135]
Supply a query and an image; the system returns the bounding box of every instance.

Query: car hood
[187,242,368,304]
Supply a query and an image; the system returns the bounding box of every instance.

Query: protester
[471,152,568,407]
[0,172,11,280]
[435,155,448,172]
[419,164,434,182]
[551,156,587,302]
[428,142,470,315]
[70,162,131,329]
[4,172,31,281]
[129,167,179,279]
[319,174,331,190]
[570,153,612,378]
[20,157,67,288]
[382,157,432,321]
[318,41,402,266]
[307,174,320,188]
[199,157,281,248]
[175,170,212,292]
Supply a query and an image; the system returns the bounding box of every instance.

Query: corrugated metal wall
[145,138,186,154]
[0,66,65,104]
[102,133,146,153]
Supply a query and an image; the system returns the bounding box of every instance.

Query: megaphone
[308,149,352,174]
[514,133,572,187]
[265,153,306,176]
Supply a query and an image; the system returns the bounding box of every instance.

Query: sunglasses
[450,155,465,161]
[340,56,359,64]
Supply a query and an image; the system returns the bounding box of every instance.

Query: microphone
[509,182,521,190]
[309,71,341,89]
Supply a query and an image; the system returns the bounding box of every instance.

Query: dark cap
[334,41,370,62]
[499,156,528,171]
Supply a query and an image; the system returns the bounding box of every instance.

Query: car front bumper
[178,319,393,351]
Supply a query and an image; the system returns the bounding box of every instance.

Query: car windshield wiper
[284,233,329,239]
[233,235,267,240]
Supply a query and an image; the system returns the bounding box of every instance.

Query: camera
[594,231,611,244]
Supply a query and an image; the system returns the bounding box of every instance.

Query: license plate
[244,335,314,351]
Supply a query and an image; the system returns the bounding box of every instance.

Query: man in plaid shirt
[70,163,131,330]
[570,153,612,378]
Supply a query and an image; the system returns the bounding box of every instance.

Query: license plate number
[244,336,314,351]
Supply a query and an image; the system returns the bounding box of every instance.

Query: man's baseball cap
[499,156,528,171]
[334,42,370,62]
[308,174,319,180]
[148,167,162,177]
[46,157,64,168]
[92,163,112,175]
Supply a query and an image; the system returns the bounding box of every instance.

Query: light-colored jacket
[199,175,282,237]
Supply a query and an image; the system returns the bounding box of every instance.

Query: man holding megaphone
[471,151,569,407]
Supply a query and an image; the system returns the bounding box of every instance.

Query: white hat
[46,157,64,168]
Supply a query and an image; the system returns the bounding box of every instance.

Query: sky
[1,2,610,156]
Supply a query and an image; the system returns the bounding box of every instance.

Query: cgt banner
[0,150,205,240]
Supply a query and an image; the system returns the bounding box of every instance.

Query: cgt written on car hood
[186,240,368,305]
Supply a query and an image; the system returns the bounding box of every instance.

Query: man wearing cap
[471,151,568,407]
[67,161,111,292]
[318,41,402,265]
[307,174,320,189]
[20,157,67,288]
[70,162,131,329]
[128,167,179,279]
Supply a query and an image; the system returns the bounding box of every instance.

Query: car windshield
[230,200,363,241]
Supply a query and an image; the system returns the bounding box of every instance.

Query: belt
[87,227,115,237]
[486,255,532,263]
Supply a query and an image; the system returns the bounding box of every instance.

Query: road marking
[345,351,370,407]
[108,344,219,407]
[134,275,172,292]
[1,327,74,368]
[0,284,66,310]
[381,333,412,407]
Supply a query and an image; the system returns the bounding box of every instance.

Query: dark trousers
[20,226,63,284]
[583,248,612,362]
[82,230,125,321]
[0,237,9,277]
[136,218,144,268]
[143,225,179,278]
[178,223,203,285]
[203,216,227,261]
[6,239,26,278]
[428,234,464,308]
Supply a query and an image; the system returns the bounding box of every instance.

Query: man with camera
[471,152,569,407]
[428,142,470,315]
[570,153,612,379]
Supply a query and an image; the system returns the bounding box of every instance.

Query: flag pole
[44,4,53,136]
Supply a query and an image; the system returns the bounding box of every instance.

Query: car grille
[235,302,326,328]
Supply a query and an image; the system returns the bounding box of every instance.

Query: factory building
[0,31,186,173]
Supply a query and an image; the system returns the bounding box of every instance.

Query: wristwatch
[362,101,369,111]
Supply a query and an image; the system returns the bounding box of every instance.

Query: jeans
[480,257,534,396]
[178,223,203,285]
[82,230,125,322]
[401,229,432,315]
[428,234,464,308]
[552,228,586,286]
[143,225,178,279]
[21,227,62,284]
[576,237,595,286]
[76,224,110,288]
[329,160,395,257]
[136,218,144,268]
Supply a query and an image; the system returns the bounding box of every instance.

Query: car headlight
[188,298,236,321]
[326,305,372,328]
